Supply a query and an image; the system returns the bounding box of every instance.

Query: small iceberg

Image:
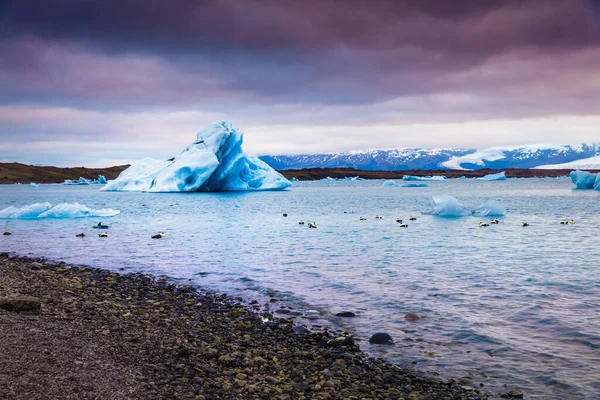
[401,183,428,188]
[570,170,600,190]
[64,177,91,185]
[473,199,506,217]
[29,182,39,187]
[403,175,446,181]
[424,196,506,218]
[0,203,120,219]
[382,180,399,187]
[64,175,109,185]
[477,171,507,181]
[425,195,472,217]
[103,121,290,192]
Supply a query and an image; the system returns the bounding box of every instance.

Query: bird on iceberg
[99,232,109,237]
[152,232,166,239]
[76,233,85,237]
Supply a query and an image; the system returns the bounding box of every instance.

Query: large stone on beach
[369,332,394,345]
[0,295,41,314]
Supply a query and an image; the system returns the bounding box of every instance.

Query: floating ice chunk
[64,177,92,185]
[570,170,600,190]
[473,199,506,216]
[476,171,506,181]
[29,182,39,187]
[343,176,363,181]
[401,183,429,188]
[97,175,107,184]
[0,203,120,219]
[403,175,446,181]
[424,196,506,217]
[382,180,399,187]
[0,202,52,219]
[424,195,472,217]
[103,122,291,192]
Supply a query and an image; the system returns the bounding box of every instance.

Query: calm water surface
[1,178,599,399]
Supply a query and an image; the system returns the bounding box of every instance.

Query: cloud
[0,0,599,165]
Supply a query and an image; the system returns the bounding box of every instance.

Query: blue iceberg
[477,171,507,181]
[64,175,109,185]
[403,175,446,181]
[425,195,472,217]
[29,182,39,187]
[473,199,506,217]
[401,183,429,188]
[0,203,120,219]
[424,196,506,218]
[382,180,399,187]
[103,122,291,192]
[570,170,600,190]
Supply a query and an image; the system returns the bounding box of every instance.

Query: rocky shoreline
[0,254,496,400]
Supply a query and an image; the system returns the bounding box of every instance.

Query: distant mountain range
[260,144,600,171]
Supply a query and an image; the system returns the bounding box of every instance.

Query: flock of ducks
[72,222,166,239]
[290,213,577,231]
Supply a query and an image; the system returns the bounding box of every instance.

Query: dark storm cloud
[1,0,599,108]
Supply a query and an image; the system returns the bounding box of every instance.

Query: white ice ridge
[424,196,506,217]
[402,175,446,181]
[0,203,120,219]
[476,171,507,181]
[570,170,600,190]
[102,121,291,192]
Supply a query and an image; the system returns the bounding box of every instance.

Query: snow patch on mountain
[534,156,600,170]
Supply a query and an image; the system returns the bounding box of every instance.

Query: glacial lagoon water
[1,178,599,399]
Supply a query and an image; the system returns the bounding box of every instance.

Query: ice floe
[403,175,446,181]
[424,196,506,218]
[0,203,120,219]
[476,171,507,181]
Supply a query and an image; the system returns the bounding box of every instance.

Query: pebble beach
[0,254,495,400]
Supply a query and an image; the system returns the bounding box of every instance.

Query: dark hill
[0,163,129,184]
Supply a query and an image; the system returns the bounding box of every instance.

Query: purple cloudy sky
[1,0,599,166]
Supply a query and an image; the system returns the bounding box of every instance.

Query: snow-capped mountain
[259,144,600,171]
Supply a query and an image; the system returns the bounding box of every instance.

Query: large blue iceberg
[424,196,506,218]
[570,170,600,190]
[102,122,291,192]
[477,171,507,181]
[0,203,120,219]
